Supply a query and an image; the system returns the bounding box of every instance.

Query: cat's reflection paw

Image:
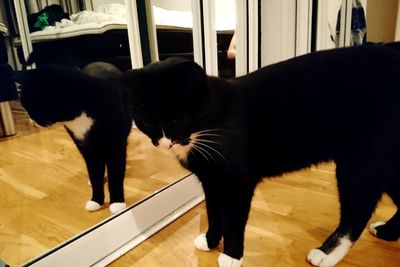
[218,253,243,267]
[194,233,210,251]
[109,202,126,214]
[85,200,103,211]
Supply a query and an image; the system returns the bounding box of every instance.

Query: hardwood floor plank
[111,164,399,267]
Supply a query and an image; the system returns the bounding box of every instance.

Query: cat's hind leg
[84,154,106,212]
[369,186,400,241]
[307,159,382,267]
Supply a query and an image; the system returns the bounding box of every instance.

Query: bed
[15,4,235,76]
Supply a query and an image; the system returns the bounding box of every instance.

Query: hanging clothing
[334,0,367,47]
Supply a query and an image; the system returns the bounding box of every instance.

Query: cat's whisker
[193,138,220,145]
[195,129,222,134]
[194,141,226,161]
[194,133,224,139]
[192,143,215,161]
[190,143,213,162]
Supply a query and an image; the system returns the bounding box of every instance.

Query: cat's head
[16,65,91,126]
[16,63,119,127]
[123,58,211,163]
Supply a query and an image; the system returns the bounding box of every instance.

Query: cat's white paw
[307,236,352,267]
[109,202,126,214]
[306,248,342,267]
[85,200,102,211]
[194,233,210,251]
[369,221,386,236]
[218,253,243,267]
[307,249,329,266]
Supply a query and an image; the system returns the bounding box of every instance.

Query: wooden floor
[111,163,400,267]
[1,105,399,266]
[0,119,188,266]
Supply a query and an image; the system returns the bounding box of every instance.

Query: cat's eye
[142,122,153,127]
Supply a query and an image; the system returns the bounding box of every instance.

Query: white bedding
[26,4,235,43]
[28,4,127,42]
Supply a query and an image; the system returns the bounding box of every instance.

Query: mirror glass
[316,0,367,50]
[150,0,235,77]
[0,0,189,266]
[214,0,235,78]
[151,0,194,62]
[316,0,398,51]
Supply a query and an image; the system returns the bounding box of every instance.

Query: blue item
[335,0,367,46]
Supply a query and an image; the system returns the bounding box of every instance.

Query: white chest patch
[157,135,193,164]
[64,112,94,141]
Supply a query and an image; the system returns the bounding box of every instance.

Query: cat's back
[235,44,400,116]
[237,44,400,94]
[232,44,400,175]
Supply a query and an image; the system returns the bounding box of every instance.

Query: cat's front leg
[194,176,223,251]
[106,139,128,214]
[217,179,256,267]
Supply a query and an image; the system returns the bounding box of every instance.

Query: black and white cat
[18,62,131,214]
[122,45,400,267]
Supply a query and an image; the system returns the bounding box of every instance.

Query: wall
[261,0,296,66]
[151,0,191,11]
[366,0,398,43]
[91,0,124,10]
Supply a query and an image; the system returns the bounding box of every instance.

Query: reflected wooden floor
[0,126,188,266]
[111,163,400,267]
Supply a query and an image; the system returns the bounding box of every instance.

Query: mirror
[150,0,235,77]
[0,0,192,265]
[315,0,367,51]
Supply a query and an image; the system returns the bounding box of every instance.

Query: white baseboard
[22,173,204,267]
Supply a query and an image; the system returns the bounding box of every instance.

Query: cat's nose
[158,137,172,149]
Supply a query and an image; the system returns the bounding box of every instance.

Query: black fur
[124,45,400,265]
[17,63,132,210]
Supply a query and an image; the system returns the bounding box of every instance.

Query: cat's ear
[168,58,208,87]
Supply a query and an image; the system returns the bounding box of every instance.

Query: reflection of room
[0,1,191,266]
[317,0,400,50]
[151,0,236,78]
[10,0,236,77]
[0,126,188,266]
